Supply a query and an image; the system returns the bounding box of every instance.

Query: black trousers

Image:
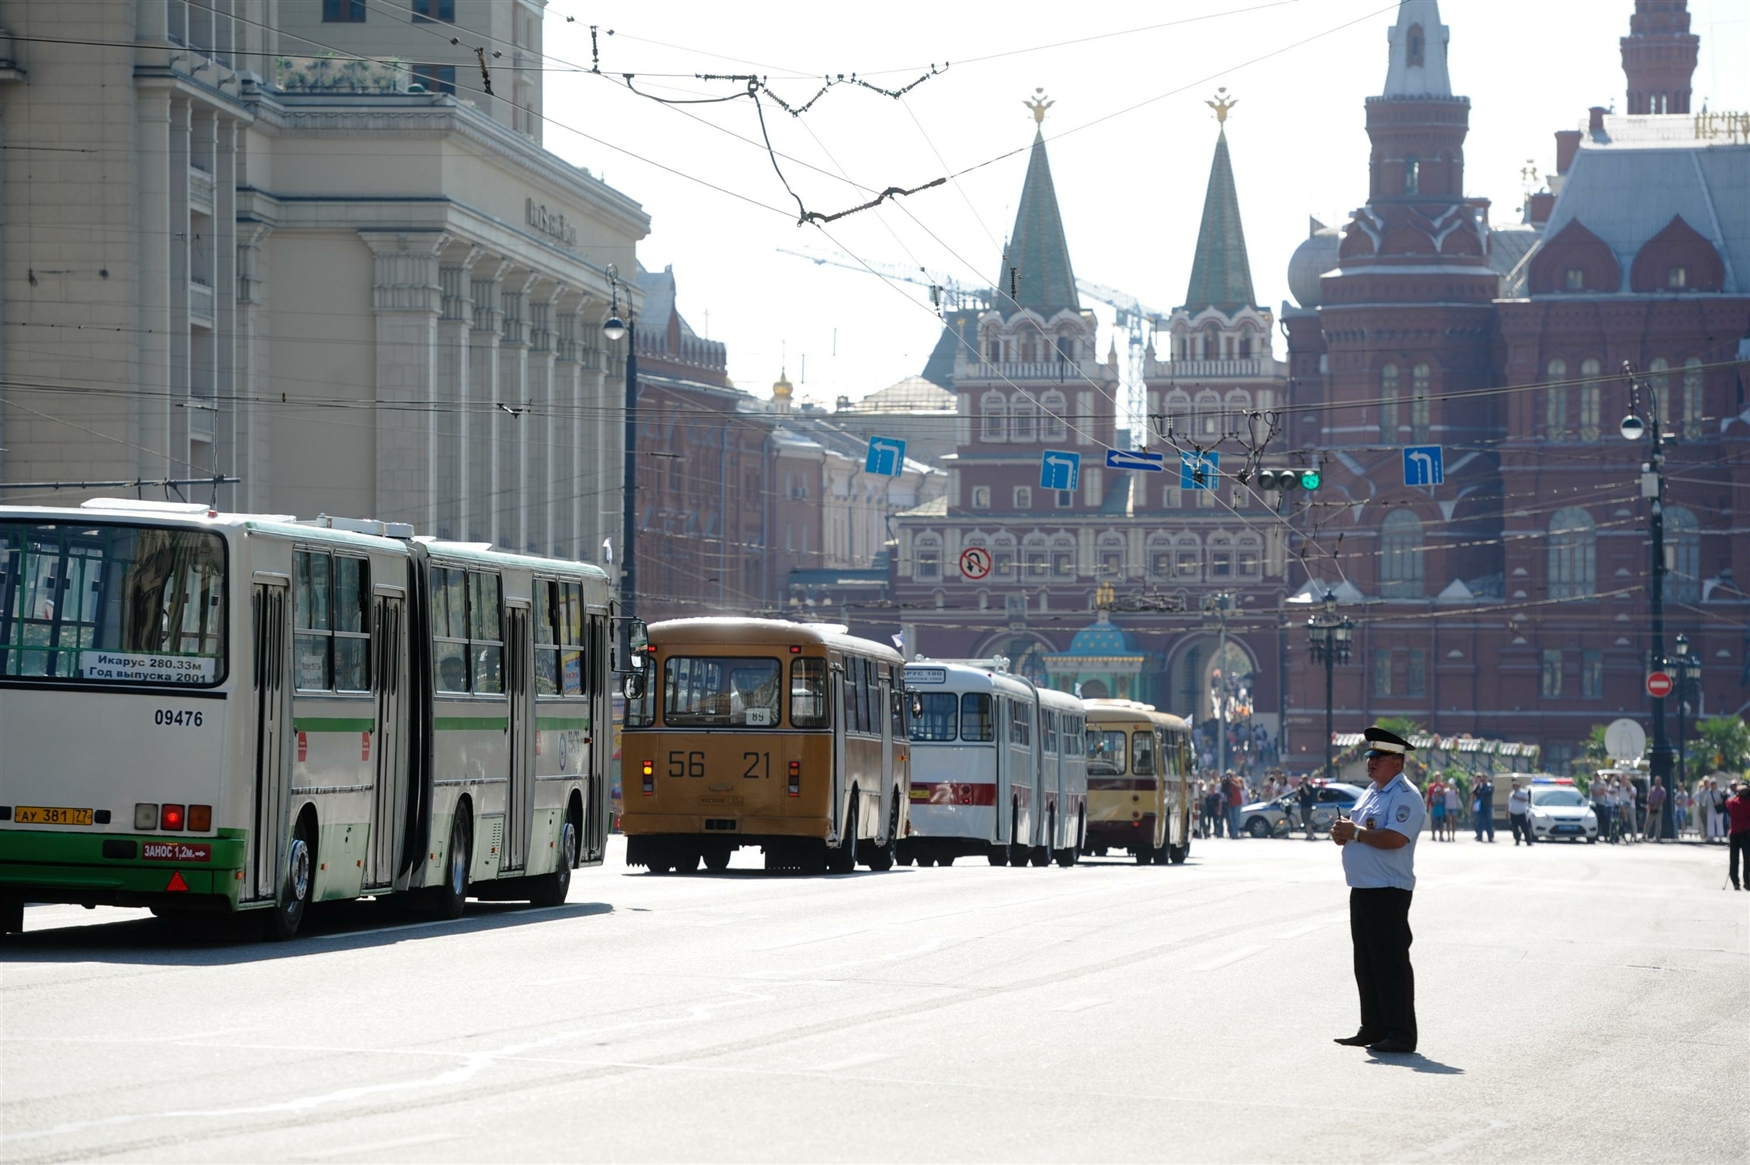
[1731,832,1748,888]
[1510,812,1533,844]
[1350,887,1416,1048]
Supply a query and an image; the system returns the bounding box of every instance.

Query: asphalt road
[2,833,1745,1163]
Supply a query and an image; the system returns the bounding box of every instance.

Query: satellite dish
[1604,718,1647,763]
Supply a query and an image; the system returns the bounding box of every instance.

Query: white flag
[602,537,613,564]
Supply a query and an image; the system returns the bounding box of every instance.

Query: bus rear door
[249,578,292,903]
[365,591,405,889]
[503,606,535,872]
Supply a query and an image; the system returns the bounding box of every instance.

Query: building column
[212,115,239,509]
[498,270,536,551]
[359,230,448,530]
[436,246,481,540]
[168,97,192,479]
[553,297,586,559]
[527,281,561,556]
[469,259,509,543]
[234,220,273,514]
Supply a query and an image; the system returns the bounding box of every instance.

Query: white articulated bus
[898,661,1087,867]
[0,501,618,938]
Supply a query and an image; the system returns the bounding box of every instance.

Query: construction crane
[778,245,1160,436]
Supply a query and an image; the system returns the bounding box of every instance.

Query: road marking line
[294,1133,461,1160]
[1191,944,1269,972]
[812,1052,894,1072]
[1278,921,1335,940]
[1052,998,1109,1013]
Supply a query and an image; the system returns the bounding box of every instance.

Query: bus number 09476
[153,709,204,727]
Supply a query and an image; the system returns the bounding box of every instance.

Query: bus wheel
[1030,846,1050,867]
[429,808,472,920]
[1054,845,1078,868]
[986,846,1008,867]
[268,813,315,941]
[675,849,702,874]
[1008,804,1029,867]
[863,799,899,871]
[827,798,858,875]
[939,855,955,867]
[703,846,731,872]
[896,852,915,867]
[529,818,577,907]
[1133,846,1152,866]
[1168,843,1188,865]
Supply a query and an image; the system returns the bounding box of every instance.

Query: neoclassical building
[0,0,642,568]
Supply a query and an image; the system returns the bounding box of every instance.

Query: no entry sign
[1645,671,1674,698]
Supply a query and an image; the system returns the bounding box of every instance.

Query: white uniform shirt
[1342,772,1425,891]
[1508,787,1530,814]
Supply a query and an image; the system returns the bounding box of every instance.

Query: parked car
[1528,780,1600,843]
[1239,782,1368,838]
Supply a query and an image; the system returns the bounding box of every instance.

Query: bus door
[830,660,847,837]
[503,606,535,872]
[248,579,292,903]
[878,672,894,839]
[993,697,1010,843]
[365,592,405,889]
[585,612,609,861]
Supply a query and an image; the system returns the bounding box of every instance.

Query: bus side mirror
[622,672,646,700]
[910,692,924,718]
[611,617,648,673]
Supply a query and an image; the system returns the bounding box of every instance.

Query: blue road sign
[865,436,906,476]
[1180,450,1221,489]
[1105,448,1165,472]
[1403,444,1444,487]
[1040,450,1081,491]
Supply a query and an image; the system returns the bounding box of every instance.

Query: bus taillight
[160,804,185,831]
[134,803,158,830]
[787,760,800,797]
[641,760,654,796]
[188,805,212,832]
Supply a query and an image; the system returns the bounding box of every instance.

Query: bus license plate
[14,806,93,826]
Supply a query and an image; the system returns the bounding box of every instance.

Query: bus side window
[1043,709,1057,754]
[1010,699,1031,748]
[857,658,875,734]
[790,657,828,728]
[841,657,857,729]
[1132,730,1156,776]
[469,571,504,695]
[293,550,332,690]
[889,665,904,737]
[560,580,584,696]
[431,566,469,692]
[960,692,993,742]
[534,580,560,696]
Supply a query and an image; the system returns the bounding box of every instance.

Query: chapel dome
[1287,219,1343,308]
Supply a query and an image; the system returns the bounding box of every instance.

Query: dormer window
[1406,24,1424,66]
[1668,265,1688,289]
[1404,155,1419,195]
[1565,268,1586,291]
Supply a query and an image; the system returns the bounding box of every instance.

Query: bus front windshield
[0,521,226,686]
[1088,730,1127,775]
[663,656,782,727]
[909,692,958,741]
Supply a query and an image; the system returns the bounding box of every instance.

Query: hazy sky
[539,0,1748,407]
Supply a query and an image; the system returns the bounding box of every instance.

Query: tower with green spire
[993,89,1082,318]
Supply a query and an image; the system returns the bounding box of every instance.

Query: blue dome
[1064,616,1138,656]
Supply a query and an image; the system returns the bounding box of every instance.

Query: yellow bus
[1083,699,1193,865]
[619,618,910,874]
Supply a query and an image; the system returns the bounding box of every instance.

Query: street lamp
[1203,591,1235,778]
[606,264,637,618]
[1672,633,1702,803]
[1305,590,1354,785]
[1620,361,1674,839]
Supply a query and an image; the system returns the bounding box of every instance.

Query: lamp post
[1673,633,1702,808]
[1620,362,1674,839]
[605,266,635,619]
[1305,590,1354,784]
[1204,591,1235,778]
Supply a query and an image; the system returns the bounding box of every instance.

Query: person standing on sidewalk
[1727,781,1750,891]
[1297,776,1317,841]
[1330,725,1425,1055]
[1508,780,1533,845]
[1428,780,1446,842]
[1225,773,1243,840]
[1473,775,1496,842]
[1645,778,1667,842]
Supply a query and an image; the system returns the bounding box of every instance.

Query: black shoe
[1368,1037,1417,1054]
[1333,1032,1380,1047]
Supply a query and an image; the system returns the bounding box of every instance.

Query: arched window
[1410,363,1431,442]
[1579,357,1601,441]
[1145,534,1173,580]
[1649,358,1670,430]
[1548,508,1596,599]
[914,533,942,580]
[1010,394,1038,442]
[1195,390,1222,439]
[1039,390,1068,441]
[1545,359,1568,441]
[1164,390,1192,438]
[1406,23,1425,65]
[1055,332,1076,363]
[1379,509,1425,598]
[1666,506,1700,602]
[1682,357,1704,440]
[1051,534,1076,579]
[1207,532,1234,581]
[1022,532,1050,579]
[1098,533,1126,579]
[980,323,1002,364]
[1378,364,1400,443]
[991,532,1017,580]
[1224,390,1251,441]
[1202,325,1220,361]
[1174,534,1202,582]
[980,392,1007,442]
[1404,154,1420,195]
[1236,534,1263,579]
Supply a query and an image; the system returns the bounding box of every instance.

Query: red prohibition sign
[959,547,992,580]
[1645,671,1673,698]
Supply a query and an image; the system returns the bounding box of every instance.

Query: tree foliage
[1694,716,1750,774]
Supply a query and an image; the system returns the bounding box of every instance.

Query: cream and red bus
[899,661,1086,867]
[1083,699,1193,864]
[619,618,909,874]
[0,501,616,938]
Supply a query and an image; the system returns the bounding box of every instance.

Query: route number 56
[668,750,705,778]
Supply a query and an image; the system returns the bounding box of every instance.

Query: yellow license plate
[14,806,94,826]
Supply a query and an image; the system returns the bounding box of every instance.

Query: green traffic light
[1300,469,1322,490]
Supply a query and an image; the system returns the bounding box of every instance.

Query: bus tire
[1055,843,1078,867]
[986,846,1008,867]
[703,846,731,872]
[863,798,898,871]
[268,811,315,941]
[1030,846,1049,867]
[939,855,955,867]
[896,852,915,867]
[917,854,935,867]
[1134,846,1152,866]
[430,806,472,920]
[1008,803,1028,867]
[529,818,577,907]
[1168,843,1189,865]
[827,797,858,875]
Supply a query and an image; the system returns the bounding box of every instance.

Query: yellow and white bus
[619,618,910,874]
[900,661,1087,867]
[1083,699,1193,865]
[0,501,616,938]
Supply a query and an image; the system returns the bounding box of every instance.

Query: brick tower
[1620,0,1699,115]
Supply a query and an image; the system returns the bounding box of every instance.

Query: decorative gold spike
[1206,86,1238,124]
[1024,87,1054,124]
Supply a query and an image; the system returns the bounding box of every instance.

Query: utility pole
[1673,633,1701,809]
[605,265,636,621]
[1305,590,1354,784]
[1204,592,1235,778]
[1621,362,1673,838]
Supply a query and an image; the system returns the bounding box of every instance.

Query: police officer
[1330,725,1425,1054]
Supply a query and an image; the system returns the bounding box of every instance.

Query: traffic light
[1257,468,1301,492]
[1300,468,1322,490]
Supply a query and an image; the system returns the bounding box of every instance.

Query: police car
[1239,782,1367,838]
[1527,778,1599,843]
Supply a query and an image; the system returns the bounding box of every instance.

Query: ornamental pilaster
[359,230,449,532]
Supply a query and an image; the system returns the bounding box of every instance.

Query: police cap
[1362,725,1415,758]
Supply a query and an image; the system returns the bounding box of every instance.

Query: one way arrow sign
[1105,449,1165,472]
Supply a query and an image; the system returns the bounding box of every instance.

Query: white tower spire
[1381,0,1453,98]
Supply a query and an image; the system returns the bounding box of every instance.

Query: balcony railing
[1153,358,1272,379]
[956,359,1093,382]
